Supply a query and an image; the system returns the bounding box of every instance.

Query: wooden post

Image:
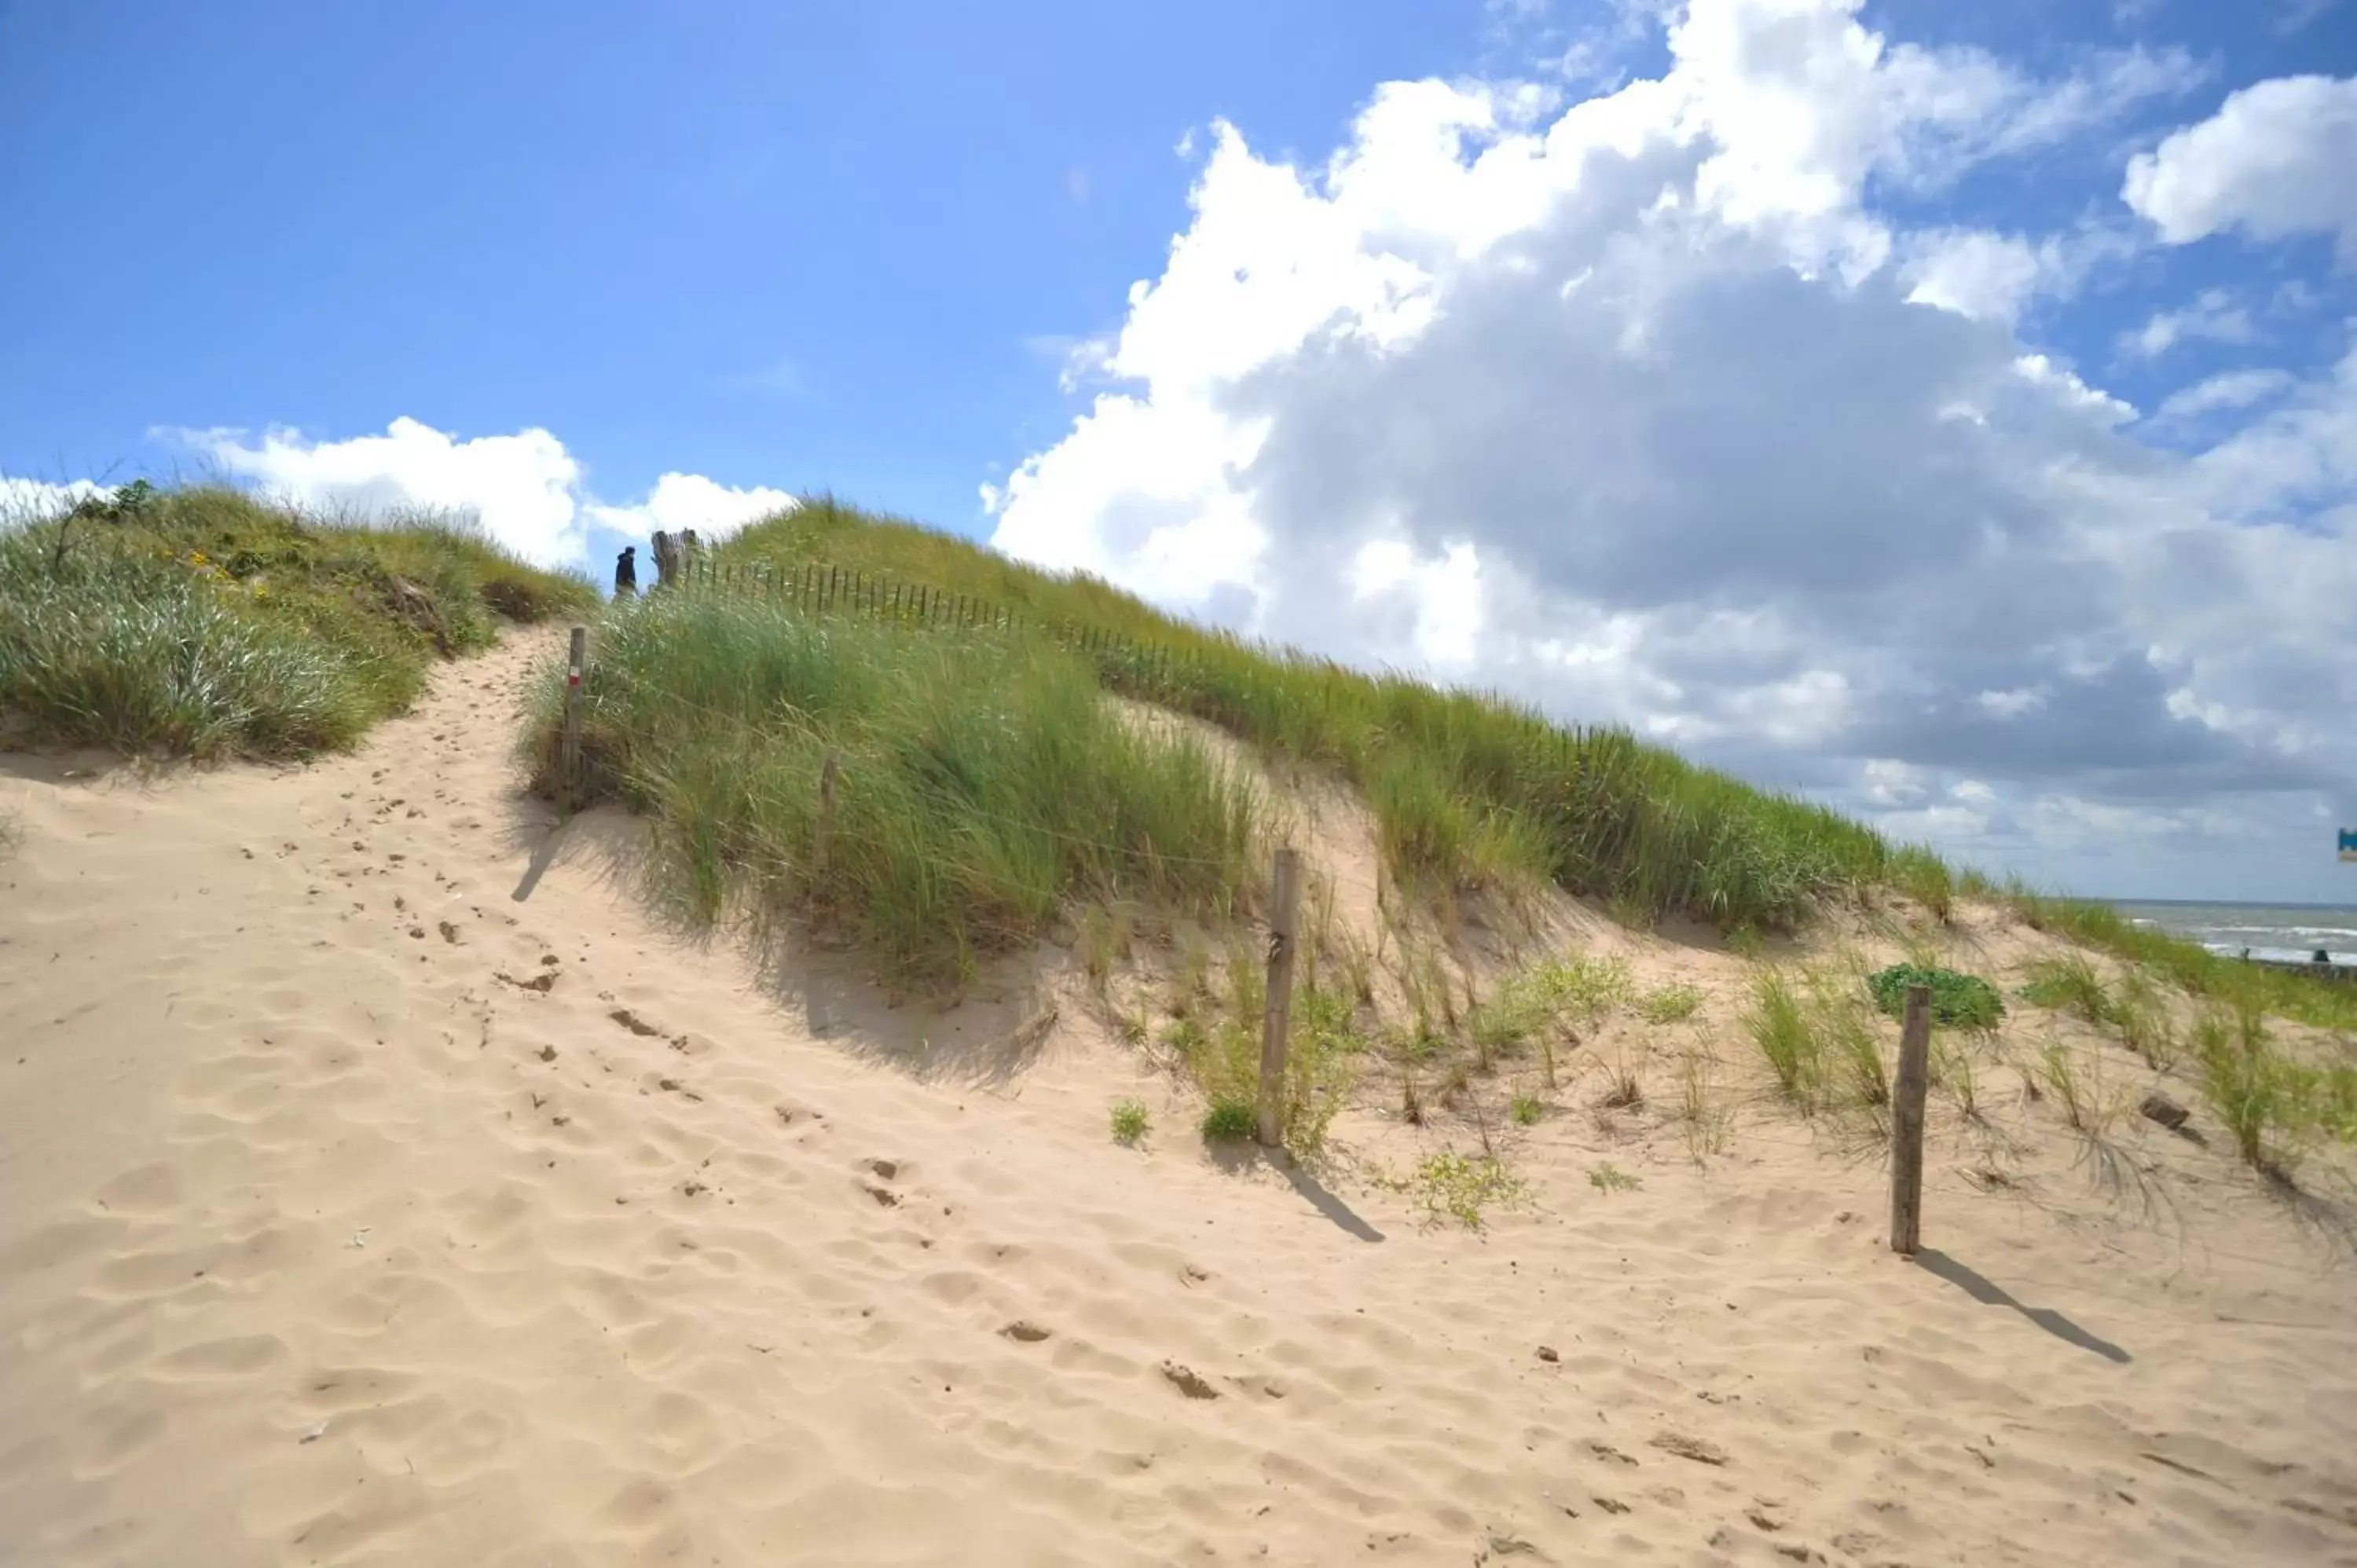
[1890,982,1932,1255]
[813,749,841,881]
[1255,846,1303,1150]
[559,624,588,812]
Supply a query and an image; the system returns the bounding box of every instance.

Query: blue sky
[5,0,2357,904]
[2,0,1505,525]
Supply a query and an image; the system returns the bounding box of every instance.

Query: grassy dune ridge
[530,590,1263,984]
[711,498,1950,935]
[1,484,594,760]
[542,497,2353,1054]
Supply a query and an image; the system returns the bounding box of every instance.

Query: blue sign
[2344,828,2357,863]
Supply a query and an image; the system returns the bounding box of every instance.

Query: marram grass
[1,483,592,760]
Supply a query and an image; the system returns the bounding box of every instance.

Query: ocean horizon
[2102,897,2357,965]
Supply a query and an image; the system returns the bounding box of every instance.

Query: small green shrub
[1199,1098,1255,1142]
[1510,1090,1543,1126]
[1110,1098,1151,1145]
[1866,964,2003,1031]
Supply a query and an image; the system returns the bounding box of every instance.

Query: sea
[2108,899,2357,966]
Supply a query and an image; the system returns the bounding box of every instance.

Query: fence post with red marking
[560,624,588,813]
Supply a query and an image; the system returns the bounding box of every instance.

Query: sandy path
[3,632,2355,1566]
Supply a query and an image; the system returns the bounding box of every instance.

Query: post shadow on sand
[1204,1141,1384,1244]
[1914,1248,2130,1364]
[511,816,570,903]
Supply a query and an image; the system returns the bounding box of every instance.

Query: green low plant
[1110,1098,1151,1145]
[1510,1090,1543,1126]
[1866,964,2003,1031]
[1589,1162,1641,1193]
[1391,1150,1525,1228]
[1199,1098,1255,1141]
[1638,983,1703,1024]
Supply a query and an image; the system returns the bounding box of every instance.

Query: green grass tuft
[1745,969,1819,1103]
[1110,1098,1151,1145]
[1637,983,1703,1024]
[2193,1007,2321,1178]
[2020,955,2117,1027]
[1199,1099,1255,1142]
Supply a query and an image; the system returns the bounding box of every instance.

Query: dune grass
[2007,887,2357,1032]
[2020,954,2119,1027]
[610,496,2357,1059]
[1,482,592,760]
[530,590,1263,987]
[713,498,1939,936]
[1742,965,1894,1123]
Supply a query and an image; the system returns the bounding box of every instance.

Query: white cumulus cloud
[189,417,588,567]
[2120,288,2254,358]
[984,0,2357,896]
[0,474,108,524]
[173,418,794,569]
[2124,73,2357,256]
[585,472,797,544]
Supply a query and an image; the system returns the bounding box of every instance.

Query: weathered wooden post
[559,624,588,812]
[1891,982,1933,1255]
[1255,846,1303,1150]
[812,749,841,882]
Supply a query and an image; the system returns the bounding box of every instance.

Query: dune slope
[3,630,2355,1567]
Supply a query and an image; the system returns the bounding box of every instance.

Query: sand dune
[4,630,2355,1566]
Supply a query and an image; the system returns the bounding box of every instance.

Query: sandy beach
[5,629,2355,1567]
